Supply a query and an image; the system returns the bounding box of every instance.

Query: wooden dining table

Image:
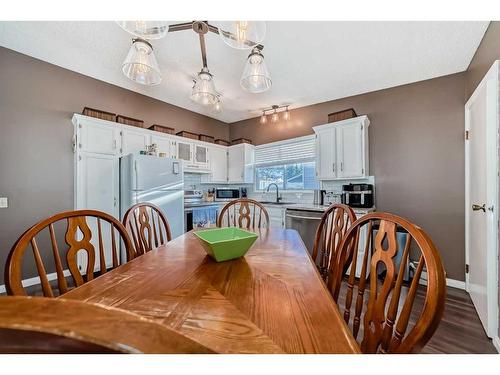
[61,228,360,354]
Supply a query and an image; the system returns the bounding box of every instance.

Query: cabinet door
[316,128,336,179]
[151,134,174,158]
[79,121,120,155]
[76,152,119,271]
[177,141,193,163]
[266,206,284,228]
[228,145,244,183]
[121,128,150,155]
[209,146,228,183]
[336,123,364,178]
[194,144,209,167]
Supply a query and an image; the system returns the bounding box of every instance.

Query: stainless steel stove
[184,190,219,231]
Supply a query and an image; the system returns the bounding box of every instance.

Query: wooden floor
[4,282,498,354]
[421,286,497,354]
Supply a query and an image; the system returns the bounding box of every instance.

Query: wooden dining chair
[311,204,357,282]
[4,210,135,297]
[329,212,446,353]
[217,198,270,229]
[122,202,172,256]
[0,296,213,353]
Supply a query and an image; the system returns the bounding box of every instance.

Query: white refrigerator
[120,154,184,258]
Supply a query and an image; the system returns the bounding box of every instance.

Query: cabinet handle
[341,162,343,172]
[113,140,117,149]
[332,163,335,173]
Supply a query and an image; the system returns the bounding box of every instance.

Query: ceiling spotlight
[116,21,169,40]
[241,46,272,94]
[122,38,161,86]
[283,106,291,121]
[191,67,218,106]
[260,112,268,124]
[216,21,266,50]
[271,108,279,123]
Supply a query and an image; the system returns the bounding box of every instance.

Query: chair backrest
[311,204,357,282]
[0,296,213,353]
[5,210,135,297]
[122,203,172,255]
[217,198,270,229]
[330,212,446,353]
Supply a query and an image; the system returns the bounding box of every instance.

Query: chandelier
[117,21,272,112]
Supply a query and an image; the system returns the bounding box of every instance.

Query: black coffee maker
[341,184,374,208]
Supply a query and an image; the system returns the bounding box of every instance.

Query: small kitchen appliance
[341,183,374,208]
[215,188,241,201]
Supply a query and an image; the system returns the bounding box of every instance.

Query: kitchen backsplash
[184,172,374,205]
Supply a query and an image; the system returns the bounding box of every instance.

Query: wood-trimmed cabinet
[313,116,369,180]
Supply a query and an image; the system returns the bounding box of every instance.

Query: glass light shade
[216,21,266,50]
[191,68,218,106]
[117,21,169,40]
[283,108,291,121]
[213,96,223,113]
[260,113,267,124]
[241,48,272,93]
[271,111,279,123]
[122,39,162,86]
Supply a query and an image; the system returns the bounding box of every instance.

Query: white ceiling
[0,21,489,123]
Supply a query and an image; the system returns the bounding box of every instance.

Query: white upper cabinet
[201,145,227,183]
[151,134,175,158]
[194,144,210,167]
[121,127,151,155]
[313,116,369,180]
[228,143,255,184]
[176,140,193,163]
[76,116,121,155]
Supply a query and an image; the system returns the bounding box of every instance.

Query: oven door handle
[286,214,322,220]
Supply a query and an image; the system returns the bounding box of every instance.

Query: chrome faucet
[266,183,282,203]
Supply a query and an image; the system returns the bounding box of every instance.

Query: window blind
[254,136,316,166]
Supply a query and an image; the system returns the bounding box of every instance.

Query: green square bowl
[193,227,258,262]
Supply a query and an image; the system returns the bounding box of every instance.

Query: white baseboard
[0,269,71,294]
[420,271,466,290]
[493,336,500,353]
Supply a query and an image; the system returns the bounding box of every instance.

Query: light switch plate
[0,197,8,208]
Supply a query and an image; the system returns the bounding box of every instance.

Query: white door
[465,61,499,338]
[79,120,120,155]
[316,129,336,179]
[151,134,174,158]
[76,152,119,271]
[122,128,150,155]
[208,146,228,183]
[228,145,244,183]
[336,123,364,178]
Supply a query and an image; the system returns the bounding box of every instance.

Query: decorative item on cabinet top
[327,108,357,123]
[199,134,215,143]
[176,130,200,140]
[116,114,144,128]
[148,124,175,135]
[82,107,116,122]
[215,139,230,146]
[231,138,253,145]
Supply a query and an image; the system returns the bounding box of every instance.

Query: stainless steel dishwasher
[285,208,324,255]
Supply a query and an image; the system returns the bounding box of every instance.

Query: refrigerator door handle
[134,159,141,191]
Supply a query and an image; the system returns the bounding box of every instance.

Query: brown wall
[0,46,228,282]
[230,73,467,281]
[467,22,500,99]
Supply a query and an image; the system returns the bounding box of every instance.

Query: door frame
[465,60,499,339]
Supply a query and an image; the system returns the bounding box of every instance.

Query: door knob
[472,204,486,212]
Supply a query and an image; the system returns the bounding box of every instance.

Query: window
[254,136,319,191]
